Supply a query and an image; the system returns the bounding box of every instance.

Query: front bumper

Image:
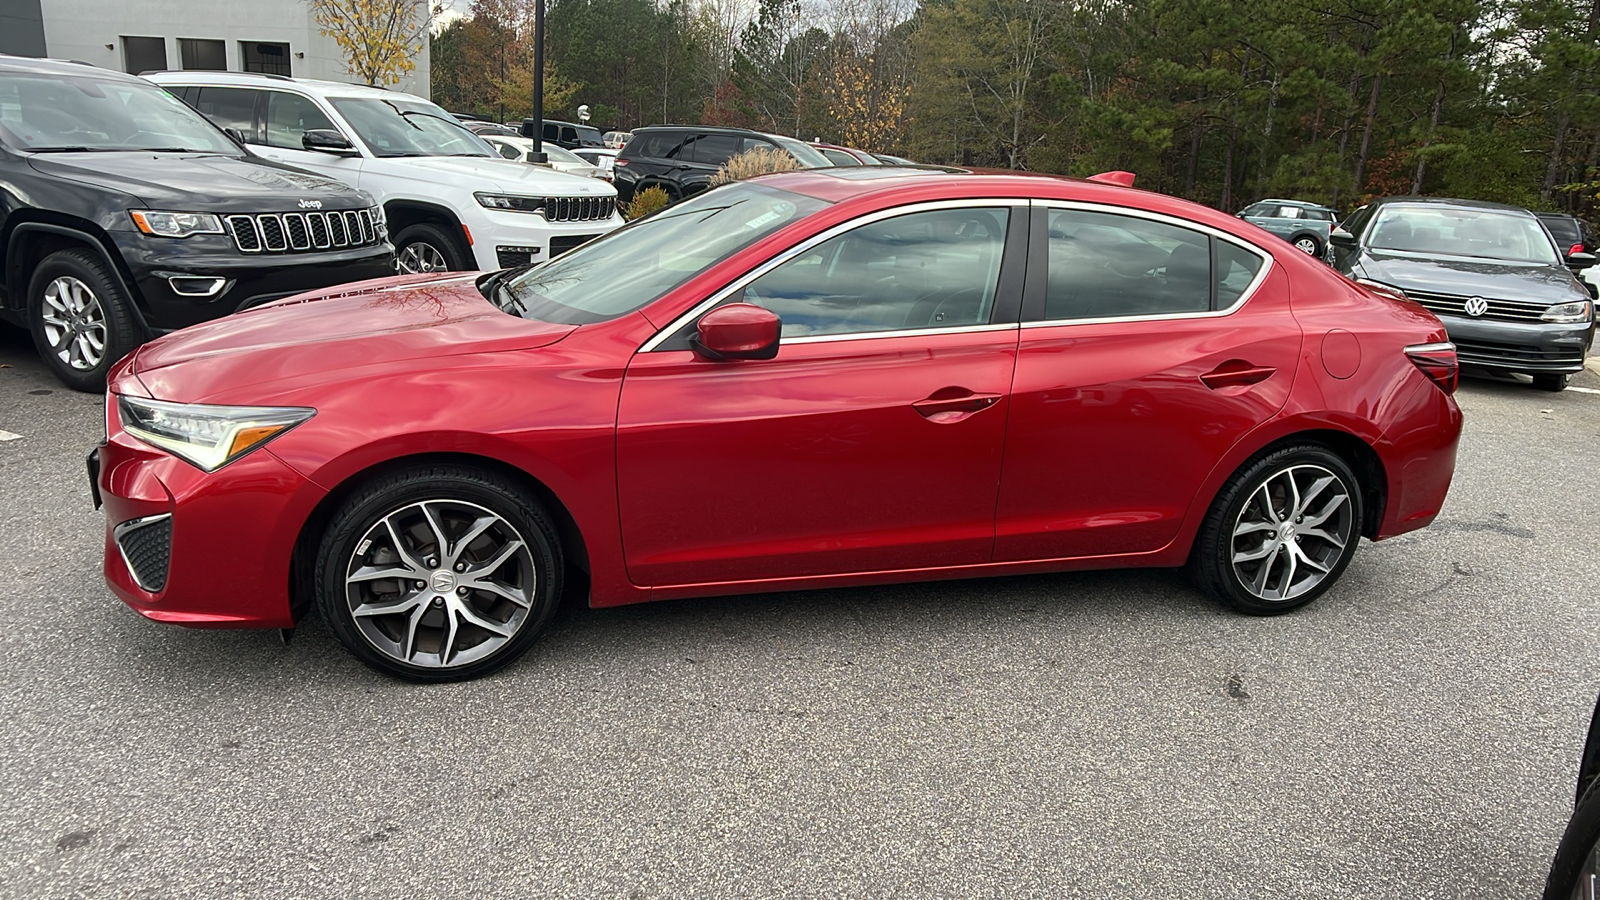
[93,407,323,629]
[1435,313,1594,375]
[468,207,622,270]
[110,232,396,333]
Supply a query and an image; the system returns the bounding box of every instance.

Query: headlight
[1355,278,1410,303]
[1542,300,1593,323]
[117,396,314,472]
[370,206,388,240]
[130,210,225,238]
[475,193,545,213]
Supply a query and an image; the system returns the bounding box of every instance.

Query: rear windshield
[494,183,828,324]
[1540,216,1580,247]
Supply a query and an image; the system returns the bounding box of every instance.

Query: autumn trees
[430,0,1600,216]
[307,0,438,86]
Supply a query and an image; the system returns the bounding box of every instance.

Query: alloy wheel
[1230,464,1354,602]
[397,241,450,274]
[1293,237,1319,255]
[344,499,537,669]
[39,276,108,371]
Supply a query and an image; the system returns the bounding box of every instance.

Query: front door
[994,204,1301,561]
[616,203,1026,587]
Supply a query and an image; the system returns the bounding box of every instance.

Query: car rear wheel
[28,248,139,392]
[394,223,471,274]
[315,465,562,681]
[1292,235,1322,256]
[1188,445,1362,615]
[1543,779,1600,900]
[1534,373,1570,392]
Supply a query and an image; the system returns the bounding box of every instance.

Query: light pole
[526,0,546,164]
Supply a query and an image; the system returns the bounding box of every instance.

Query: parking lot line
[0,429,21,442]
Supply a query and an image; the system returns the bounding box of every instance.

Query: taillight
[1405,342,1459,395]
[1571,243,1586,256]
[614,158,629,167]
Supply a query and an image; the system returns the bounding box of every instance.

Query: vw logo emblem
[1464,296,1489,317]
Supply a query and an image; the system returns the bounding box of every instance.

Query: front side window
[1367,205,1560,263]
[1043,208,1261,320]
[741,207,1010,338]
[263,91,336,149]
[497,182,829,325]
[0,73,241,154]
[688,132,742,166]
[1275,206,1302,219]
[329,97,494,158]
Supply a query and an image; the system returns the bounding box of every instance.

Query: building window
[178,38,227,71]
[121,36,167,75]
[241,41,291,76]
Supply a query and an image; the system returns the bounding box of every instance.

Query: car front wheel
[1533,373,1570,392]
[315,465,563,681]
[1188,445,1362,615]
[394,223,472,274]
[28,248,139,392]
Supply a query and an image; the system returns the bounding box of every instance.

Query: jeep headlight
[370,205,388,240]
[130,210,225,238]
[118,396,314,472]
[475,193,545,213]
[1542,300,1593,323]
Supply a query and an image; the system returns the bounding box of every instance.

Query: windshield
[1368,206,1560,264]
[0,72,239,154]
[329,97,495,158]
[543,144,587,166]
[496,182,829,324]
[772,136,831,168]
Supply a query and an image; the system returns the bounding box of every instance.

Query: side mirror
[302,129,357,155]
[691,303,780,361]
[1329,227,1357,248]
[224,127,247,145]
[1566,251,1597,271]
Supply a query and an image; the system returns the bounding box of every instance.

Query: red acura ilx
[91,168,1463,680]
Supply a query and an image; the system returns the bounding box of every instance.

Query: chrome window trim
[639,198,1029,353]
[784,322,1019,344]
[112,513,172,594]
[1025,199,1275,329]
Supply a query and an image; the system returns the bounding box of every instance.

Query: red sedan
[92,168,1463,681]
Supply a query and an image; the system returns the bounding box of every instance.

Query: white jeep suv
[146,72,622,273]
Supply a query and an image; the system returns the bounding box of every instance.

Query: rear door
[993,203,1300,561]
[615,202,1027,586]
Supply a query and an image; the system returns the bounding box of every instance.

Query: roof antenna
[1088,171,1136,187]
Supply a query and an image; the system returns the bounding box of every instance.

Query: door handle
[1200,362,1277,390]
[913,389,1001,421]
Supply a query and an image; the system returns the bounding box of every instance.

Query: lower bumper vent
[114,514,172,593]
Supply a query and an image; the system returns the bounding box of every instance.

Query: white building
[1,0,429,96]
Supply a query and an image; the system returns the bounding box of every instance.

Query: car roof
[144,70,422,102]
[1371,195,1536,216]
[1252,198,1335,211]
[0,54,139,80]
[1533,211,1580,222]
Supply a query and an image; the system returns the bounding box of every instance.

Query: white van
[147,72,622,273]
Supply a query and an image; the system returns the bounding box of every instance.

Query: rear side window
[628,132,685,160]
[688,132,742,166]
[262,91,336,149]
[1043,208,1263,320]
[194,87,259,143]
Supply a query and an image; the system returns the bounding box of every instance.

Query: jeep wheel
[395,223,472,274]
[28,248,139,392]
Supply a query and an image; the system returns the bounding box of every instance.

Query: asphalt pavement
[1,321,1597,899]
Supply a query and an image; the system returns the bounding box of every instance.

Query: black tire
[1543,779,1600,900]
[1291,234,1323,257]
[1534,373,1570,392]
[314,464,562,682]
[1187,444,1363,616]
[27,248,139,392]
[393,223,472,274]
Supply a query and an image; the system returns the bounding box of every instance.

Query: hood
[366,155,617,195]
[133,272,576,403]
[1358,250,1587,303]
[29,152,371,212]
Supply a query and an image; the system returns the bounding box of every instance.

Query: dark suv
[0,56,393,390]
[1330,196,1596,391]
[613,125,831,204]
[1536,211,1597,259]
[519,119,604,150]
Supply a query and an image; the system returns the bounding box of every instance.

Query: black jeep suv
[0,56,394,390]
[613,125,831,204]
